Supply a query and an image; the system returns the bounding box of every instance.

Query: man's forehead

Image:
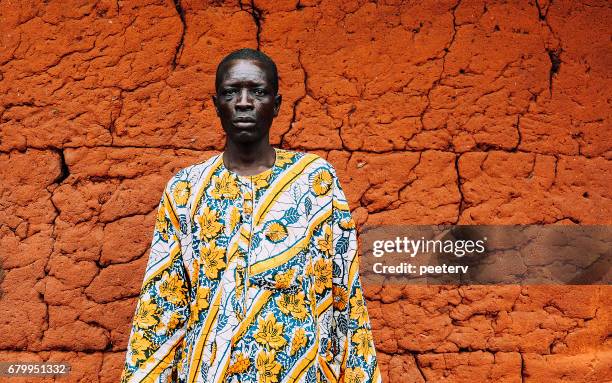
[218,59,272,85]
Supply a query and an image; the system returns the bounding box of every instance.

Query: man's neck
[223,139,276,176]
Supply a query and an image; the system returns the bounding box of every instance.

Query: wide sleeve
[330,168,382,383]
[120,178,192,383]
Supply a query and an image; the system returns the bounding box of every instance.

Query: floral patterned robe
[120,148,381,383]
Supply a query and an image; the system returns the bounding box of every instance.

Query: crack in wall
[454,153,466,224]
[414,353,427,382]
[171,0,186,69]
[3,146,611,160]
[520,352,526,383]
[534,0,562,96]
[513,115,523,152]
[418,0,462,147]
[281,50,308,148]
[547,48,562,96]
[240,0,263,49]
[52,148,70,184]
[535,0,551,21]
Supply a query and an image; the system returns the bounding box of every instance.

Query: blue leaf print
[179,214,188,235]
[251,233,261,249]
[216,313,228,331]
[306,365,317,381]
[291,184,302,204]
[282,208,300,225]
[338,314,348,334]
[304,197,312,217]
[332,261,341,278]
[335,235,349,255]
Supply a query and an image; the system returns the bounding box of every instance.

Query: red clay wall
[0,0,610,382]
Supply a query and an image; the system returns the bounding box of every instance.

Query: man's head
[213,48,282,145]
[215,48,279,95]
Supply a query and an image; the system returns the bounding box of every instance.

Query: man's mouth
[233,117,257,128]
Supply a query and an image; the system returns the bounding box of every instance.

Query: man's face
[213,59,281,144]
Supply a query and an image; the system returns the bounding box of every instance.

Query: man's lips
[233,118,256,128]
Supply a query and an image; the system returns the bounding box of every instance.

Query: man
[120,48,381,383]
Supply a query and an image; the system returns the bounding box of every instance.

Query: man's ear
[212,94,220,117]
[273,94,282,117]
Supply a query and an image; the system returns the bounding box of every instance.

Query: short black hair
[215,48,279,94]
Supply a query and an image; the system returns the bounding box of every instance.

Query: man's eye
[253,89,266,96]
[223,89,237,96]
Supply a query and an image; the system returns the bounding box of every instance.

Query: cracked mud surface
[0,1,610,382]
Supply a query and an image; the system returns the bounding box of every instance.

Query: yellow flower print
[173,180,191,207]
[311,168,333,196]
[197,207,223,241]
[192,260,200,285]
[254,313,287,350]
[256,349,282,383]
[275,150,295,167]
[339,217,356,230]
[229,206,241,232]
[211,171,240,200]
[196,286,210,311]
[134,299,159,329]
[274,268,295,289]
[349,288,369,326]
[308,286,316,313]
[155,201,169,241]
[227,352,251,375]
[201,242,227,279]
[265,221,288,243]
[254,175,269,190]
[164,312,183,330]
[314,258,332,294]
[332,285,348,311]
[157,271,187,305]
[130,331,152,364]
[351,328,375,362]
[276,292,308,320]
[289,328,308,356]
[345,367,366,383]
[316,225,333,257]
[305,260,314,276]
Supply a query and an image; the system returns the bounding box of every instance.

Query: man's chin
[229,131,265,145]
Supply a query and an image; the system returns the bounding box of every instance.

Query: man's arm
[330,167,382,383]
[120,177,191,383]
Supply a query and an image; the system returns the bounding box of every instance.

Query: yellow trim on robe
[319,355,338,383]
[286,341,319,383]
[188,289,223,383]
[249,208,331,276]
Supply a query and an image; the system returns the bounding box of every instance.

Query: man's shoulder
[164,152,222,189]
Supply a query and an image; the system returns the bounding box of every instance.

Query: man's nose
[235,89,253,109]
